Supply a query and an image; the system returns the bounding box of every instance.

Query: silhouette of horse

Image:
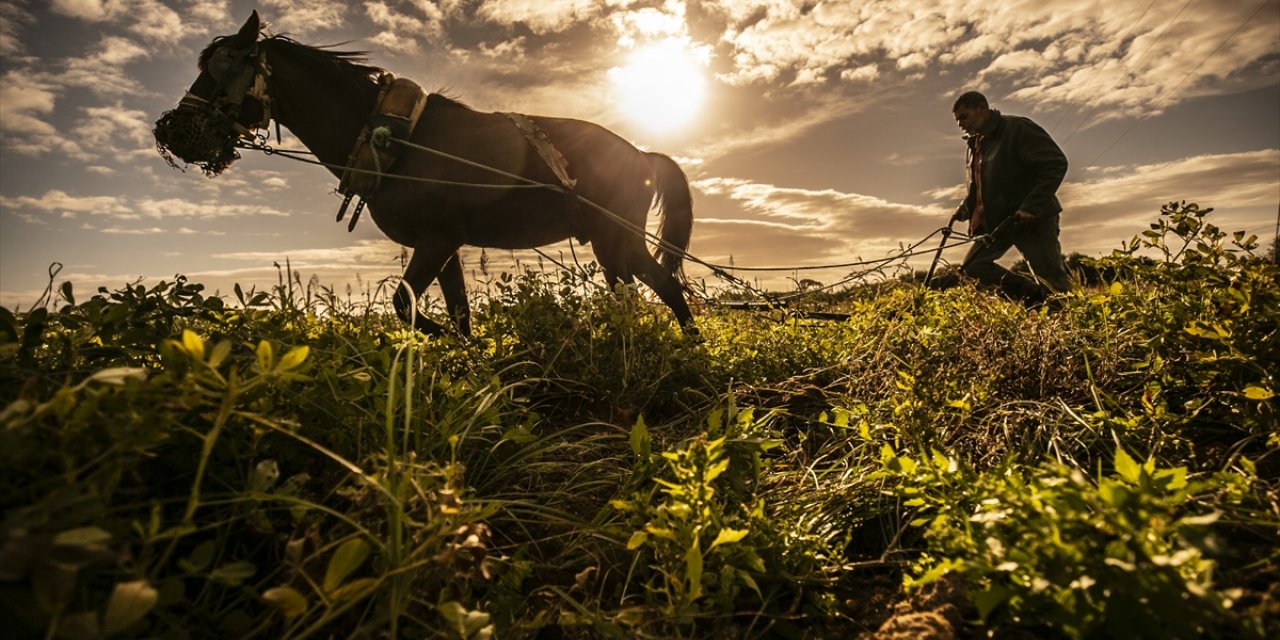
[155,11,695,336]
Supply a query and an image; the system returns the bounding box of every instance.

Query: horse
[154,11,696,337]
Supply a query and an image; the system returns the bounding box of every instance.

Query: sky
[1,0,1278,310]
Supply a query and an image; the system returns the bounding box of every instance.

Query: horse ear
[233,11,260,46]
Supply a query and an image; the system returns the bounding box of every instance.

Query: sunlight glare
[609,39,707,134]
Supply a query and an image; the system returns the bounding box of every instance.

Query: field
[1,202,1276,639]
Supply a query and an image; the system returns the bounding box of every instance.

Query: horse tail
[645,152,693,277]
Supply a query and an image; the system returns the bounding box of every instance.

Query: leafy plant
[881,442,1262,638]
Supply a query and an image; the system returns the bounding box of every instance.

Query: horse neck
[265,48,378,174]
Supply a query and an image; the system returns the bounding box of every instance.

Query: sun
[609,39,707,135]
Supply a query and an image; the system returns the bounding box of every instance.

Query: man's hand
[1013,210,1037,226]
[951,206,970,223]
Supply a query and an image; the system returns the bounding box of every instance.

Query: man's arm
[1015,119,1068,217]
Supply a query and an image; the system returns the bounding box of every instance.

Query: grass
[0,202,1275,639]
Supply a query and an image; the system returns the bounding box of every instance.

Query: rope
[235,136,990,305]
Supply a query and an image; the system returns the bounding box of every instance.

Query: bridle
[184,41,274,138]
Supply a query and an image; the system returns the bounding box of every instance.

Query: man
[950,91,1071,302]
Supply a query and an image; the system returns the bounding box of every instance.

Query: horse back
[370,94,654,249]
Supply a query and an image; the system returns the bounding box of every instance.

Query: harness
[335,73,428,231]
[502,112,586,243]
[333,77,583,238]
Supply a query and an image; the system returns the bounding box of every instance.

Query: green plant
[608,401,784,635]
[881,443,1261,638]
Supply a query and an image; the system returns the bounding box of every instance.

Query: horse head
[154,11,271,176]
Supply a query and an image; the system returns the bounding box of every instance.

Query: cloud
[475,0,599,35]
[95,225,221,235]
[1060,149,1280,252]
[689,93,862,163]
[260,0,347,35]
[0,72,87,158]
[691,175,945,275]
[705,0,1279,116]
[73,102,152,150]
[0,190,292,221]
[50,0,205,43]
[50,0,111,21]
[214,238,401,266]
[0,0,34,57]
[365,1,447,54]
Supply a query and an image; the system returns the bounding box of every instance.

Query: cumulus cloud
[73,102,152,151]
[365,0,449,54]
[476,0,599,35]
[0,71,86,158]
[50,0,205,43]
[260,0,347,34]
[706,0,1279,117]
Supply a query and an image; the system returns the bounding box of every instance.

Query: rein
[236,133,987,310]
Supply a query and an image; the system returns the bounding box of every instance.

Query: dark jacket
[956,111,1068,230]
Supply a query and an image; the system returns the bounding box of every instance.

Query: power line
[1088,0,1276,167]
[1059,0,1198,146]
[1050,0,1159,133]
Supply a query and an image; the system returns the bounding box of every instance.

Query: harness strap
[501,113,576,190]
[502,112,588,243]
[337,73,427,230]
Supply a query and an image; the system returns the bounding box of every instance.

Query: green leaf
[705,458,729,482]
[103,580,158,635]
[323,538,370,594]
[438,601,493,639]
[709,528,748,549]
[1113,445,1141,484]
[1180,510,1222,526]
[1154,466,1188,491]
[1243,385,1274,401]
[256,340,274,372]
[262,586,308,621]
[53,527,111,549]
[209,561,256,586]
[684,541,703,600]
[182,329,204,360]
[178,540,216,574]
[630,415,651,458]
[626,530,648,550]
[208,340,232,369]
[328,577,376,604]
[85,367,147,387]
[973,583,1010,620]
[277,345,310,372]
[1183,321,1229,340]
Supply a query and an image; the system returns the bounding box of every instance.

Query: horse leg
[628,247,696,333]
[594,237,632,290]
[394,239,462,335]
[438,250,472,336]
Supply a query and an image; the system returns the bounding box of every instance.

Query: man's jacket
[956,111,1068,230]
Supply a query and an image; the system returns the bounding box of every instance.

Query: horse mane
[199,33,384,95]
[428,90,470,110]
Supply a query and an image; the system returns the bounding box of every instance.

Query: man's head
[952,91,991,135]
